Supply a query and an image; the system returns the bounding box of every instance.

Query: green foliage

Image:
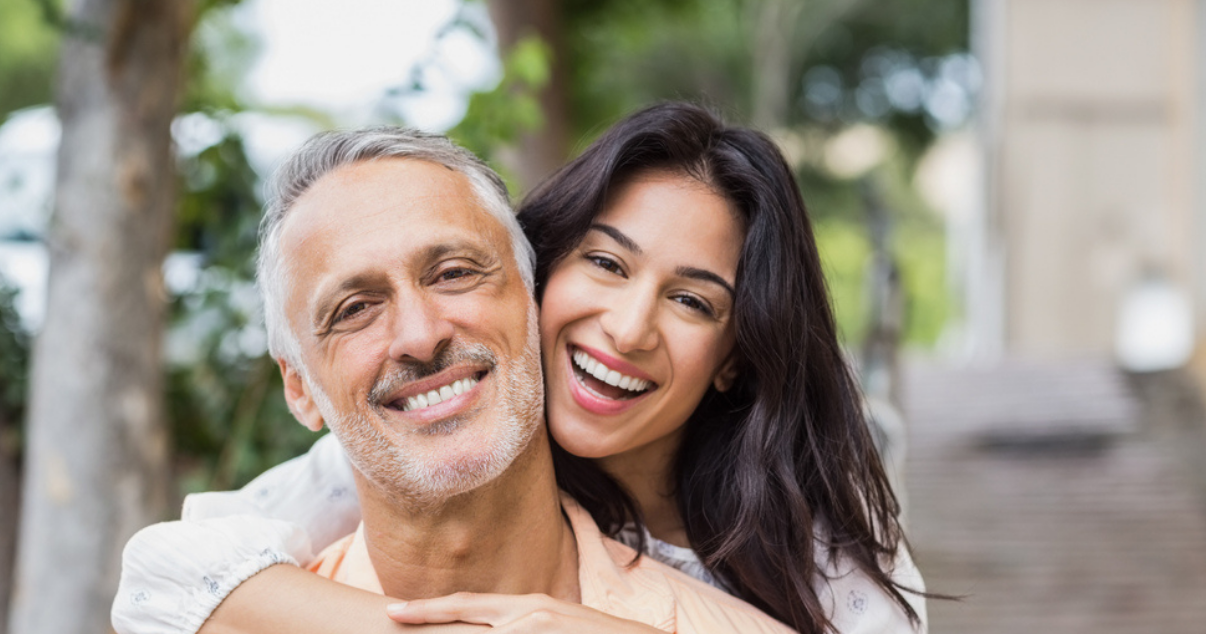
[0,279,29,428]
[0,0,59,120]
[814,218,872,342]
[165,269,313,494]
[168,124,314,493]
[563,0,750,137]
[165,3,311,493]
[559,0,970,142]
[175,128,261,272]
[182,2,260,114]
[448,35,552,188]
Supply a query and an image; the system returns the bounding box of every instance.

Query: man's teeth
[403,377,479,412]
[572,349,650,392]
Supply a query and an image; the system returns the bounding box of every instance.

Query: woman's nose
[599,286,660,353]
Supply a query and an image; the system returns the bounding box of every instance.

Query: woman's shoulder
[813,528,928,634]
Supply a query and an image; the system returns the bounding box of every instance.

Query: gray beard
[308,304,544,511]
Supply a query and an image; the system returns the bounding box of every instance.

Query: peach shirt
[309,493,795,634]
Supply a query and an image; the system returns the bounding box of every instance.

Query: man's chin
[351,420,539,510]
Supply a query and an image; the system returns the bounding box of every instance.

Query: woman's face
[539,171,744,464]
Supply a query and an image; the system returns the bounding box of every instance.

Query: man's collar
[309,492,677,632]
[558,492,677,632]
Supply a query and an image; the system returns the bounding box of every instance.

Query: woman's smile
[564,343,656,415]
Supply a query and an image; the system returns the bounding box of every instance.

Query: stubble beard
[309,304,544,511]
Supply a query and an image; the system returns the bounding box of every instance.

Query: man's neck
[353,427,580,602]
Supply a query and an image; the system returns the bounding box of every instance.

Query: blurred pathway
[903,359,1206,634]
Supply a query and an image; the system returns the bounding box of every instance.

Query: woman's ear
[279,358,326,432]
[713,355,739,393]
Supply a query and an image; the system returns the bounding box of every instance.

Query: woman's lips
[564,344,654,415]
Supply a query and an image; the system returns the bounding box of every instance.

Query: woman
[117,102,926,634]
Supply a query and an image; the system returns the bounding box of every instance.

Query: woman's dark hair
[517,102,918,634]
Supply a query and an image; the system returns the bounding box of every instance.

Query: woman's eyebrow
[677,266,736,298]
[589,223,642,255]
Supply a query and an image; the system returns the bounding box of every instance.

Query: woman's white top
[112,433,927,634]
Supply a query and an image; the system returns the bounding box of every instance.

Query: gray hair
[256,126,536,366]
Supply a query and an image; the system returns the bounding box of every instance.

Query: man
[114,128,791,633]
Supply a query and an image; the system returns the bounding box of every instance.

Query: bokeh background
[0,0,1204,632]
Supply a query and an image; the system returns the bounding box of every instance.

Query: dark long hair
[518,102,918,633]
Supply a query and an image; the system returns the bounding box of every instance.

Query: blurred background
[0,0,1204,632]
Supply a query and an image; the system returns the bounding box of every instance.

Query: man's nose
[599,285,660,354]
[387,297,455,363]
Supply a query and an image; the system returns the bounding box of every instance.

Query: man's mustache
[368,342,497,406]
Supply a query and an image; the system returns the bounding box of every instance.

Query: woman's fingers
[488,610,668,634]
[386,592,564,626]
[387,593,666,633]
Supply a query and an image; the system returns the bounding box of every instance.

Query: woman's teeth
[572,349,651,392]
[403,377,479,412]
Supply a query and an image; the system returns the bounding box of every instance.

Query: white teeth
[571,349,651,394]
[401,377,480,412]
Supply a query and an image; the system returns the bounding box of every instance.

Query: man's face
[276,158,543,508]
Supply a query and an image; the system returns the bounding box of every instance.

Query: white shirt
[113,433,926,634]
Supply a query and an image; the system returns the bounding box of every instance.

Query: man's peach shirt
[309,493,794,633]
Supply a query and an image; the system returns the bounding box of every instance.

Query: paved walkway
[902,358,1206,633]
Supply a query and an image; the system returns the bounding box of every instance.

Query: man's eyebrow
[677,266,736,299]
[420,240,499,266]
[589,223,642,255]
[312,273,385,328]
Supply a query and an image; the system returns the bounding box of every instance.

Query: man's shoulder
[626,554,795,634]
[561,493,792,634]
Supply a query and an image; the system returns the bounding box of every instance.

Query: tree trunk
[9,1,192,632]
[749,0,864,129]
[750,0,805,129]
[487,0,572,194]
[0,410,18,634]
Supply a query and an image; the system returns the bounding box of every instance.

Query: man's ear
[280,358,325,432]
[713,354,740,393]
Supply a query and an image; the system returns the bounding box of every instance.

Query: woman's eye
[674,295,715,317]
[588,255,624,276]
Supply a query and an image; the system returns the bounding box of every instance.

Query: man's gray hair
[257,126,536,366]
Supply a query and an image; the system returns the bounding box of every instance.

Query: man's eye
[438,267,477,282]
[335,301,368,323]
[588,255,624,276]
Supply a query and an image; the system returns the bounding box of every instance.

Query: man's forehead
[274,157,513,288]
[285,158,483,232]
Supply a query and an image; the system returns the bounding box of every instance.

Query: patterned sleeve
[111,433,362,634]
[817,543,928,634]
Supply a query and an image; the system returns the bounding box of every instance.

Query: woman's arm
[113,434,364,634]
[201,565,487,634]
[817,545,928,634]
[183,433,362,548]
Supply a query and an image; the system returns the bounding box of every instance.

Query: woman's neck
[595,427,690,548]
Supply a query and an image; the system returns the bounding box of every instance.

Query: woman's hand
[386,593,667,633]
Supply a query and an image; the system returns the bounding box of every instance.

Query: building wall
[976,0,1201,358]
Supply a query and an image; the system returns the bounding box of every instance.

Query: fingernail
[385,602,408,617]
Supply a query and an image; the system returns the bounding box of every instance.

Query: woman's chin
[546,418,620,460]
